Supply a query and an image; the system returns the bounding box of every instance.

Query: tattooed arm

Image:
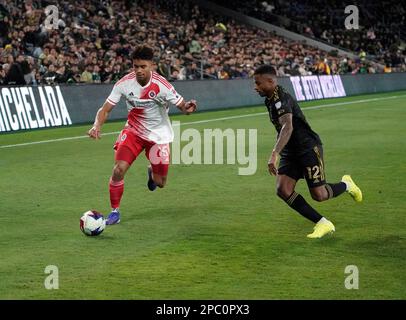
[268,113,293,175]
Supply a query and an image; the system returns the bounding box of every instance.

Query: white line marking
[1,94,405,149]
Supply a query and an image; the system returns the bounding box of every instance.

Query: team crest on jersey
[275,101,282,109]
[148,90,157,98]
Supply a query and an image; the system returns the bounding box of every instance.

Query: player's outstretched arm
[177,99,197,115]
[88,101,115,139]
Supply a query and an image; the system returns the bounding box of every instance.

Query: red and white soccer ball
[80,210,106,236]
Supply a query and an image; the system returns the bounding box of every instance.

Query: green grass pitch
[0,91,405,299]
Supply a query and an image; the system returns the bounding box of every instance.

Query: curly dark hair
[254,65,277,76]
[131,45,154,61]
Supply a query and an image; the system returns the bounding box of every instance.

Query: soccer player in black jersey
[254,65,362,238]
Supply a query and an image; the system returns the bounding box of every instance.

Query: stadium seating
[210,0,406,73]
[0,0,404,86]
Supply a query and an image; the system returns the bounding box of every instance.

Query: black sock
[285,192,323,223]
[325,182,346,199]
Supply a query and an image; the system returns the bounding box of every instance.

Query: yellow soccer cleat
[307,219,335,239]
[342,175,363,202]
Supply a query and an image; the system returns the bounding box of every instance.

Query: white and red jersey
[106,71,184,144]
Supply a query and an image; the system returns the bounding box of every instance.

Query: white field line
[0,94,405,149]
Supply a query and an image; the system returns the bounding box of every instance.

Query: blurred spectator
[315,58,331,75]
[4,61,25,85]
[92,65,101,83]
[43,64,57,85]
[0,64,5,84]
[66,64,81,83]
[158,56,172,79]
[21,59,35,84]
[189,36,202,55]
[261,1,275,13]
[111,64,123,83]
[185,62,201,80]
[55,65,68,83]
[80,64,93,83]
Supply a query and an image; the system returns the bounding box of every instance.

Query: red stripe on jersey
[153,73,171,86]
[152,74,173,90]
[120,72,136,80]
[127,108,148,137]
[155,72,171,83]
[153,77,172,90]
[140,83,160,100]
[115,72,136,86]
[116,73,136,84]
[116,76,135,85]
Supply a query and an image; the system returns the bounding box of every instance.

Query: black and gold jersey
[265,85,322,156]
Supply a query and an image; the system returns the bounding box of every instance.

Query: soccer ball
[80,210,106,236]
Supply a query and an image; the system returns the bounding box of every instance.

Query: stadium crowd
[0,0,402,86]
[211,0,406,73]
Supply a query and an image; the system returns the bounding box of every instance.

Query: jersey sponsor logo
[121,133,127,142]
[290,75,347,101]
[126,99,159,112]
[0,86,72,133]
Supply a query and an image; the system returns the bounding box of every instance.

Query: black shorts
[278,145,326,188]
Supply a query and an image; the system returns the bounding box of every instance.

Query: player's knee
[112,164,126,180]
[311,191,326,202]
[276,186,292,201]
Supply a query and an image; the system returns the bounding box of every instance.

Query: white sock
[342,180,350,191]
[319,217,329,224]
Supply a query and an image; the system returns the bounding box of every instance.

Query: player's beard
[136,73,149,86]
[256,90,266,97]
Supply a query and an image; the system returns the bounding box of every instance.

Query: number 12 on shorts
[306,165,325,183]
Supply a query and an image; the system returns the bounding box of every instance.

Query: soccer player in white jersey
[87,45,197,225]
